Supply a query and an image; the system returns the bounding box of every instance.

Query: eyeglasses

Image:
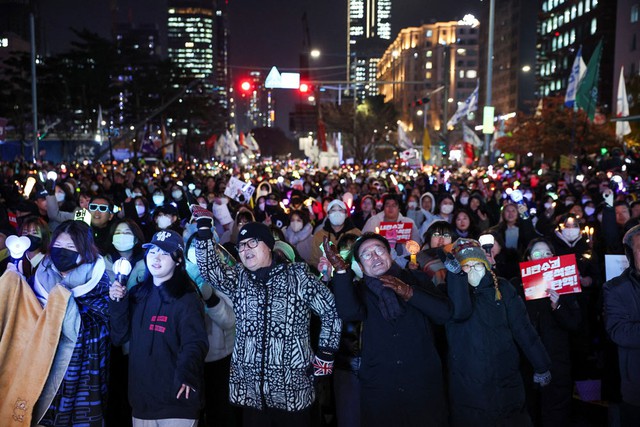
[461,263,486,273]
[237,238,260,252]
[531,251,553,260]
[89,203,110,213]
[359,245,387,261]
[432,232,452,239]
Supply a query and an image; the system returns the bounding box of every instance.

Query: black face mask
[50,247,79,272]
[27,235,42,251]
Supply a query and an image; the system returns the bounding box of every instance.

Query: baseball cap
[143,230,184,254]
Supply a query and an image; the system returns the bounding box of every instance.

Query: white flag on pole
[565,47,586,107]
[462,123,484,148]
[616,67,632,140]
[447,82,479,128]
[397,124,414,149]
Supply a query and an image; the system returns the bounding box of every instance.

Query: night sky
[41,0,483,132]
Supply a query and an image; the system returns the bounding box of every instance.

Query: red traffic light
[240,80,252,92]
[299,82,310,93]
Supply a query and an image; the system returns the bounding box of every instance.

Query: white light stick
[479,233,495,255]
[47,171,58,181]
[24,176,37,198]
[113,258,132,302]
[5,235,31,268]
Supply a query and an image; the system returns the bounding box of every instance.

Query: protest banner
[224,177,255,203]
[377,222,413,244]
[519,254,581,301]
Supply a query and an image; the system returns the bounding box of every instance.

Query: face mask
[561,227,581,242]
[90,184,99,192]
[440,204,454,215]
[329,212,346,226]
[524,192,533,201]
[55,192,66,203]
[459,197,469,206]
[135,205,146,216]
[50,247,79,272]
[467,267,486,287]
[408,201,418,209]
[258,202,265,211]
[199,202,208,209]
[376,201,383,210]
[172,190,183,201]
[585,206,595,216]
[153,194,165,206]
[27,235,42,251]
[157,215,173,229]
[544,202,553,210]
[194,189,202,197]
[289,220,303,232]
[112,234,135,252]
[131,192,142,198]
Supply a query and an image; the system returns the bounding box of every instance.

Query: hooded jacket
[310,217,361,268]
[110,272,208,420]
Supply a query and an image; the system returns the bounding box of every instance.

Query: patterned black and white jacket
[195,237,342,412]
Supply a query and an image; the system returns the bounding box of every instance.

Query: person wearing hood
[603,224,640,426]
[419,192,437,230]
[285,209,314,264]
[419,194,455,237]
[468,192,491,230]
[31,220,111,426]
[445,238,552,427]
[153,203,183,234]
[311,199,362,269]
[405,194,425,229]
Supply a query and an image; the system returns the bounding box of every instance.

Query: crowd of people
[0,153,639,427]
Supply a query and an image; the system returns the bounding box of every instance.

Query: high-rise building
[167,0,215,81]
[613,0,640,108]
[537,0,617,113]
[478,0,538,117]
[348,0,392,101]
[213,0,230,112]
[378,17,480,134]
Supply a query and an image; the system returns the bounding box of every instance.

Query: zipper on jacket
[259,281,269,409]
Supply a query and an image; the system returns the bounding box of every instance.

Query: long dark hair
[108,218,146,261]
[19,215,51,254]
[50,220,99,264]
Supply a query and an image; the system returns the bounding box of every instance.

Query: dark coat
[332,266,454,427]
[603,267,640,406]
[446,271,551,427]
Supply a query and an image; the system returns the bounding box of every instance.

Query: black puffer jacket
[446,271,551,426]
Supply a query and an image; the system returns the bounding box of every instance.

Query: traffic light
[240,80,252,93]
[299,82,311,93]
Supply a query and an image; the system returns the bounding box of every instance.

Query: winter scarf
[363,263,405,321]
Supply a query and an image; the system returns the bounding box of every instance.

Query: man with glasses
[192,207,341,427]
[89,196,114,254]
[324,232,457,427]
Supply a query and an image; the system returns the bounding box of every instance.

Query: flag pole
[483,0,495,165]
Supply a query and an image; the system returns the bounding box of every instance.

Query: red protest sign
[378,222,413,244]
[519,254,581,301]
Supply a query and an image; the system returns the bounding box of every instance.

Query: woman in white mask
[436,195,455,223]
[445,238,552,427]
[153,204,181,234]
[548,214,596,288]
[105,219,147,287]
[310,199,362,269]
[284,210,314,264]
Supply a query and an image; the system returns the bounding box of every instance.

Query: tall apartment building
[167,0,215,81]
[378,17,480,134]
[537,0,617,113]
[478,0,538,116]
[614,0,640,108]
[348,0,392,101]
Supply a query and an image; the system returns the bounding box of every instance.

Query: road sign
[265,66,301,89]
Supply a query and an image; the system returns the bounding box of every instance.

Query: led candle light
[405,240,420,264]
[113,258,132,302]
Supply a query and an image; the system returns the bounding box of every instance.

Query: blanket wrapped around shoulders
[0,270,78,426]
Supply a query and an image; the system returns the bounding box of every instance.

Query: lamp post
[483,0,496,165]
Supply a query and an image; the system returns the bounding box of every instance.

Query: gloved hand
[438,250,462,274]
[45,179,56,195]
[312,351,335,376]
[533,370,552,387]
[191,205,214,239]
[322,236,348,272]
[380,275,414,301]
[602,189,614,207]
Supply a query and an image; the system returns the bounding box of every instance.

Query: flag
[244,133,260,152]
[238,132,246,149]
[462,123,484,148]
[575,40,603,121]
[616,67,632,140]
[205,133,217,150]
[447,81,479,128]
[422,128,431,161]
[564,47,587,107]
[397,124,414,149]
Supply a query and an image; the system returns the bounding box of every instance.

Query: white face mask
[157,215,173,229]
[561,227,581,242]
[258,202,266,211]
[153,194,165,206]
[408,201,418,209]
[329,211,346,227]
[112,234,135,252]
[467,267,486,287]
[440,204,454,215]
[135,205,146,216]
[459,196,469,205]
[584,206,595,216]
[199,202,208,209]
[90,184,99,192]
[55,192,66,202]
[289,220,303,232]
[194,189,202,197]
[544,202,553,210]
[172,190,183,201]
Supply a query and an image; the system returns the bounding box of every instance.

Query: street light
[310,49,321,58]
